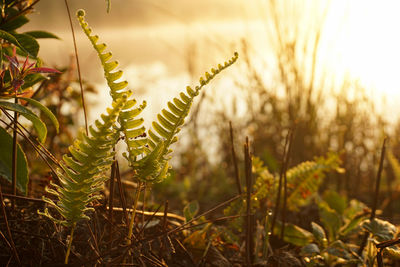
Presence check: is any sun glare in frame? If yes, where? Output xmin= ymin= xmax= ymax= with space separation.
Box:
xmin=324 ymin=0 xmax=400 ymax=97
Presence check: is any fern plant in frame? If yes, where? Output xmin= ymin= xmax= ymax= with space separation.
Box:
xmin=224 ymin=153 xmax=343 ymax=232
xmin=39 ymin=9 xmax=238 ymax=263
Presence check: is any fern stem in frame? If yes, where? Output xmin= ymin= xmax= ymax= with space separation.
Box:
xmin=127 ymin=181 xmax=142 ymax=246
xmin=64 ymin=222 xmax=76 ymax=265
xmin=64 ymin=0 xmax=89 ymax=135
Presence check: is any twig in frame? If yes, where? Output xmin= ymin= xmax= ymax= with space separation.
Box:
xmin=0 ymin=185 xmax=21 ymax=265
xmin=147 ymin=195 xmax=241 ymax=240
xmin=2 ymin=193 xmax=44 ymax=203
xmin=163 ymin=200 xmax=169 ymax=231
xmin=358 ymin=137 xmax=387 ymax=255
xmin=11 ymin=97 xmax=18 ymax=209
xmin=64 ymin=0 xmax=88 ymax=135
xmin=86 ymin=221 xmax=102 ymax=263
xmin=108 ymin=160 xmax=116 ymax=250
xmin=244 ymin=137 xmax=254 ymax=266
xmin=270 ymin=129 xmax=291 ymax=238
xmin=107 ymin=206 xmax=185 ymax=223
xmin=229 ymin=121 xmax=242 ymax=194
xmin=137 ymin=204 xmax=162 ymax=237
xmin=281 ymin=128 xmax=295 ymax=238
xmin=141 ymin=183 xmax=147 ymax=235
xmin=115 ymin=161 xmax=129 ymax=224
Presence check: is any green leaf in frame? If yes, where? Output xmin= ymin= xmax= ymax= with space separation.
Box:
xmin=0 ymin=30 xmax=26 ymax=52
xmin=0 ymin=127 xmax=28 ymax=195
xmin=13 ymin=33 xmax=39 ymax=58
xmin=301 ymin=243 xmax=320 ymax=256
xmin=326 ymin=240 xmax=354 ymax=261
xmin=18 ymin=97 xmax=59 ymax=134
xmin=311 ymin=222 xmax=327 ymax=246
xmin=24 ymin=31 xmax=60 ymax=39
xmin=183 ymin=200 xmax=199 ymax=222
xmin=0 ymin=101 xmax=47 ymax=143
xmin=323 ymin=190 xmax=347 ymax=216
xmin=274 ymin=222 xmax=314 ymax=246
xmin=319 ymin=202 xmax=341 ymax=242
xmin=0 ymin=9 xmax=29 ymax=31
xmin=361 ymin=218 xmax=397 ymax=242
xmin=339 ymin=211 xmax=368 ymax=237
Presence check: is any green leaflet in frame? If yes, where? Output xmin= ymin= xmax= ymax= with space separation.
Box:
xmin=138 ymin=53 xmax=239 ymax=182
xmin=39 ymin=96 xmax=127 ymax=226
xmin=285 ymin=153 xmax=342 ymax=211
xmin=77 ymin=10 xmax=148 ymax=171
xmin=0 ymin=127 xmax=28 ymax=195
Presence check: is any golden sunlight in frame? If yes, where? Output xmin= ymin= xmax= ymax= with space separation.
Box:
xmin=325 ymin=0 xmax=400 ymax=97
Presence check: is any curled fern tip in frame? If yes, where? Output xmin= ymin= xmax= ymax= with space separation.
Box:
xmin=77 ymin=9 xmax=85 ymax=17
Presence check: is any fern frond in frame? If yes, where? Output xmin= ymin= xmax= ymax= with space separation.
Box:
xmin=77 ymin=9 xmax=129 ymax=99
xmin=39 ymin=96 xmax=127 ymax=226
xmin=77 ymin=9 xmax=148 ymax=170
xmin=136 ymin=52 xmax=239 ymax=182
xmin=285 ymin=153 xmax=342 ymax=211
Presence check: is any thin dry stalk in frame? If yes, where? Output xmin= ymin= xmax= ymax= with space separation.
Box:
xmin=137 ymin=205 xmax=162 ymax=237
xmin=270 ymin=130 xmax=291 ymax=238
xmin=86 ymin=221 xmax=101 ymax=262
xmin=147 ymin=195 xmax=241 ymax=240
xmin=230 ymin=121 xmax=242 ymax=194
xmin=358 ymin=137 xmax=387 ymax=255
xmin=141 ymin=183 xmax=147 ymax=234
xmin=163 ymin=200 xmax=169 ymax=231
xmin=281 ymin=128 xmax=295 ymax=239
xmin=244 ymin=137 xmax=254 ymax=266
xmin=64 ymin=0 xmax=88 ymax=135
xmin=115 ymin=161 xmax=129 ymax=224
xmin=11 ymin=98 xmax=18 ymax=209
xmin=0 ymin=185 xmax=21 ymax=265
xmin=108 ymin=160 xmax=116 ymax=249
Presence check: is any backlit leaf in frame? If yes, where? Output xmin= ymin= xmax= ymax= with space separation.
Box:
xmin=0 ymin=127 xmax=28 ymax=195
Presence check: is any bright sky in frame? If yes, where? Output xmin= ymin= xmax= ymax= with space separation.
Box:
xmin=324 ymin=0 xmax=400 ymax=97
xmin=26 ymin=0 xmax=400 ymax=119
